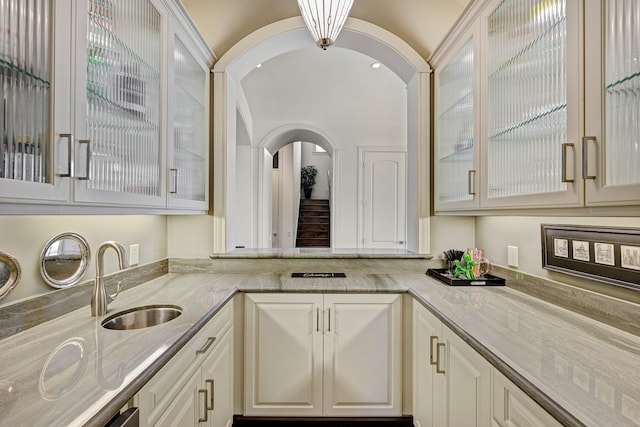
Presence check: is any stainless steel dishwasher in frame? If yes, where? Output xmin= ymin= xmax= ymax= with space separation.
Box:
xmin=105 ymin=407 xmax=139 ymax=427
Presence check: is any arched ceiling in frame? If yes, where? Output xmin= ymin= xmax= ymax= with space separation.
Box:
xmin=182 ymin=0 xmax=471 ymax=61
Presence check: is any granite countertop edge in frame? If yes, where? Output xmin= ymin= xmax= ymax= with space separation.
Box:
xmin=1 ymin=272 xmax=637 ymax=427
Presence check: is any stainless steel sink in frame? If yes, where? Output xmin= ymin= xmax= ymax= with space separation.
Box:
xmin=101 ymin=305 xmax=183 ymax=330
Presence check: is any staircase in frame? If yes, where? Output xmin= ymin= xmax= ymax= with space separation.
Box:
xmin=296 ymin=199 xmax=330 ymax=248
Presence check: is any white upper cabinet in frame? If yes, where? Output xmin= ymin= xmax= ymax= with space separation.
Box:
xmin=584 ymin=0 xmax=640 ymax=206
xmin=480 ymin=0 xmax=583 ymax=209
xmin=167 ymin=24 xmax=209 ymax=210
xmin=0 ymin=0 xmax=212 ymax=213
xmin=0 ymin=0 xmax=71 ymax=204
xmin=434 ymin=0 xmax=639 ymax=212
xmin=434 ymin=24 xmax=480 ymax=210
xmin=73 ymin=0 xmax=166 ymax=207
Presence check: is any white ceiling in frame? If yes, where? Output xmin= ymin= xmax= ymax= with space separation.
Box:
xmin=182 ymin=0 xmax=472 ymax=61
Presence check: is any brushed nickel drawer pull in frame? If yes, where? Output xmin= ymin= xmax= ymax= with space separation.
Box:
xmin=198 ymin=389 xmax=208 ymax=422
xmin=77 ymin=139 xmax=91 ymax=180
xmin=429 ymin=336 xmax=438 ymax=365
xmin=561 ymin=143 xmax=575 ymax=183
xmin=436 ymin=342 xmax=446 ymax=374
xmin=328 ymin=308 xmax=331 ymax=332
xmin=205 ymin=379 xmax=214 ymax=410
xmin=316 ymin=308 xmax=320 ymax=332
xmin=582 ymin=136 xmax=597 ymax=180
xmin=196 ymin=337 xmax=216 ymax=354
xmin=58 ymin=133 xmax=74 ymax=177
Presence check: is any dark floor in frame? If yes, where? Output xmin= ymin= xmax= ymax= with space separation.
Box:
xmin=233 ymin=416 xmax=414 ymax=427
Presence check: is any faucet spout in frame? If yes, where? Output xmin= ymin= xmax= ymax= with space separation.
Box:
xmin=91 ymin=241 xmax=128 ymax=317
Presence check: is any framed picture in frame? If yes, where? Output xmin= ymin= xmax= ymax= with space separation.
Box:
xmin=541 ymin=224 xmax=640 ymax=291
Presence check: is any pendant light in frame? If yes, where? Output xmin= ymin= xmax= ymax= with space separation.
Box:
xmin=297 ymin=0 xmax=354 ymax=50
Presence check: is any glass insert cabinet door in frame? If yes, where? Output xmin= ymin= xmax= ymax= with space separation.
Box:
xmin=74 ymin=0 xmax=164 ymax=206
xmin=435 ymin=34 xmax=478 ymax=210
xmin=0 ymin=0 xmax=71 ymax=202
xmin=481 ymin=0 xmax=582 ymax=208
xmin=585 ymin=0 xmax=640 ymax=206
xmin=168 ymin=34 xmax=208 ymax=208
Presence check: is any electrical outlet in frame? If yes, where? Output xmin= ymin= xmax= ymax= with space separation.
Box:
xmin=129 ymin=244 xmax=140 ymax=266
xmin=507 ymin=245 xmax=519 ymax=268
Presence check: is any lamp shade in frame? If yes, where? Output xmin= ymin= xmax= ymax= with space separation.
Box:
xmin=297 ymin=0 xmax=354 ymax=50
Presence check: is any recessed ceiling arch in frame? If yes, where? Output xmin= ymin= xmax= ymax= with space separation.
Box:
xmin=213 ymin=16 xmax=431 ymax=83
xmin=259 ymin=124 xmax=335 ymax=156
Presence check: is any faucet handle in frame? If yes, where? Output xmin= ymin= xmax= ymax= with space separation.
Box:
xmin=107 ymin=280 xmax=122 ymax=304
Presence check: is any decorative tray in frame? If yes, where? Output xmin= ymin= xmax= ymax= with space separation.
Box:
xmin=426 ymin=268 xmax=505 ymax=286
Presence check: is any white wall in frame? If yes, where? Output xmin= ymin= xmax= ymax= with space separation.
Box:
xmin=0 ymin=215 xmax=167 ymax=306
xmin=300 ymin=142 xmax=331 ymax=200
xmin=476 ymin=216 xmax=640 ymax=302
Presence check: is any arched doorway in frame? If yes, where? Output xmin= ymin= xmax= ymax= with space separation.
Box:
xmin=212 ymin=17 xmax=431 ymax=253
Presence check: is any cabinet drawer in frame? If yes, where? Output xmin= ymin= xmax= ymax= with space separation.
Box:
xmin=138 ymin=300 xmax=233 ymax=427
xmin=492 ymin=370 xmax=561 ymax=427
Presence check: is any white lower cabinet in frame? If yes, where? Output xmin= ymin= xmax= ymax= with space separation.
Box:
xmin=244 ymin=293 xmax=402 ymax=417
xmin=138 ymin=302 xmax=233 ymax=427
xmin=413 ymin=301 xmax=491 ymax=427
xmin=491 ymin=370 xmax=562 ymax=427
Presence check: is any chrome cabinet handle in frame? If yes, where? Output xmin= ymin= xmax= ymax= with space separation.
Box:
xmin=170 ymin=168 xmax=178 ymax=193
xmin=582 ymin=136 xmax=597 ymax=180
xmin=468 ymin=170 xmax=476 ymax=195
xmin=316 ymin=308 xmax=320 ymax=332
xmin=198 ymin=389 xmax=208 ymax=422
xmin=77 ymin=139 xmax=91 ymax=180
xmin=436 ymin=342 xmax=446 ymax=374
xmin=429 ymin=336 xmax=438 ymax=365
xmin=561 ymin=143 xmax=575 ymax=183
xmin=58 ymin=133 xmax=74 ymax=177
xmin=328 ymin=308 xmax=331 ymax=332
xmin=196 ymin=337 xmax=216 ymax=354
xmin=205 ymin=379 xmax=214 ymax=410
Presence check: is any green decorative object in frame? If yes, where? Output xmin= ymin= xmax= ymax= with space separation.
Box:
xmin=452 ymin=251 xmax=478 ymax=280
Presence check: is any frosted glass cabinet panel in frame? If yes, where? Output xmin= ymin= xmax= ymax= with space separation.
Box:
xmin=73 ymin=0 xmax=165 ymax=207
xmin=584 ymin=0 xmax=640 ymax=205
xmin=168 ymin=33 xmax=209 ymax=209
xmin=434 ymin=33 xmax=479 ymax=210
xmin=481 ymin=0 xmax=582 ymax=208
xmin=0 ymin=0 xmax=71 ymax=203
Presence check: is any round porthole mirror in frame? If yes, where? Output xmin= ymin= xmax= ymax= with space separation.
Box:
xmin=40 ymin=233 xmax=91 ymax=289
xmin=0 ymin=251 xmax=21 ymax=302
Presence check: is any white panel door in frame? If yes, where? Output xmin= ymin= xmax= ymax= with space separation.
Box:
xmin=154 ymin=369 xmax=200 ymax=427
xmin=413 ymin=303 xmax=442 ymax=427
xmin=244 ymin=293 xmax=324 ymax=416
xmin=202 ymin=328 xmax=234 ymax=427
xmin=323 ymin=294 xmax=402 ymax=416
xmin=441 ymin=327 xmax=491 ymax=427
xmin=361 ymin=150 xmax=407 ymax=249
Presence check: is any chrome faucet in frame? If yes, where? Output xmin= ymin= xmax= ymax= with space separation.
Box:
xmin=91 ymin=241 xmax=128 ymax=316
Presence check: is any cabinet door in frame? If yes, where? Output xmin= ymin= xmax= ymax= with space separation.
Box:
xmin=155 ymin=369 xmax=201 ymax=427
xmin=440 ymin=326 xmax=491 ymax=427
xmin=480 ymin=0 xmax=583 ymax=208
xmin=492 ymin=369 xmax=562 ymax=427
xmin=167 ymin=27 xmax=209 ymax=211
xmin=323 ymin=293 xmax=402 ymax=416
xmin=584 ymin=0 xmax=640 ymax=206
xmin=0 ymin=0 xmax=71 ymax=204
xmin=412 ymin=303 xmax=442 ymax=427
xmin=434 ymin=27 xmax=480 ymax=211
xmin=72 ymin=0 xmax=166 ymax=207
xmin=201 ymin=328 xmax=234 ymax=427
xmin=244 ymin=293 xmax=323 ymax=416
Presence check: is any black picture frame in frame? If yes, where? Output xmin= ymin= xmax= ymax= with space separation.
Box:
xmin=541 ymin=224 xmax=640 ymax=292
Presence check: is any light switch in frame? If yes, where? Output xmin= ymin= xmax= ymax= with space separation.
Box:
xmin=508 ymin=245 xmax=518 ymax=268
xmin=129 ymin=244 xmax=140 ymax=266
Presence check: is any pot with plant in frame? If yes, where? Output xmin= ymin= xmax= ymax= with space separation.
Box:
xmin=301 ymin=165 xmax=318 ymax=199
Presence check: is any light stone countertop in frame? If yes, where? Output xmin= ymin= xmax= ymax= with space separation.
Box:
xmin=0 ymin=271 xmax=638 ymax=427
